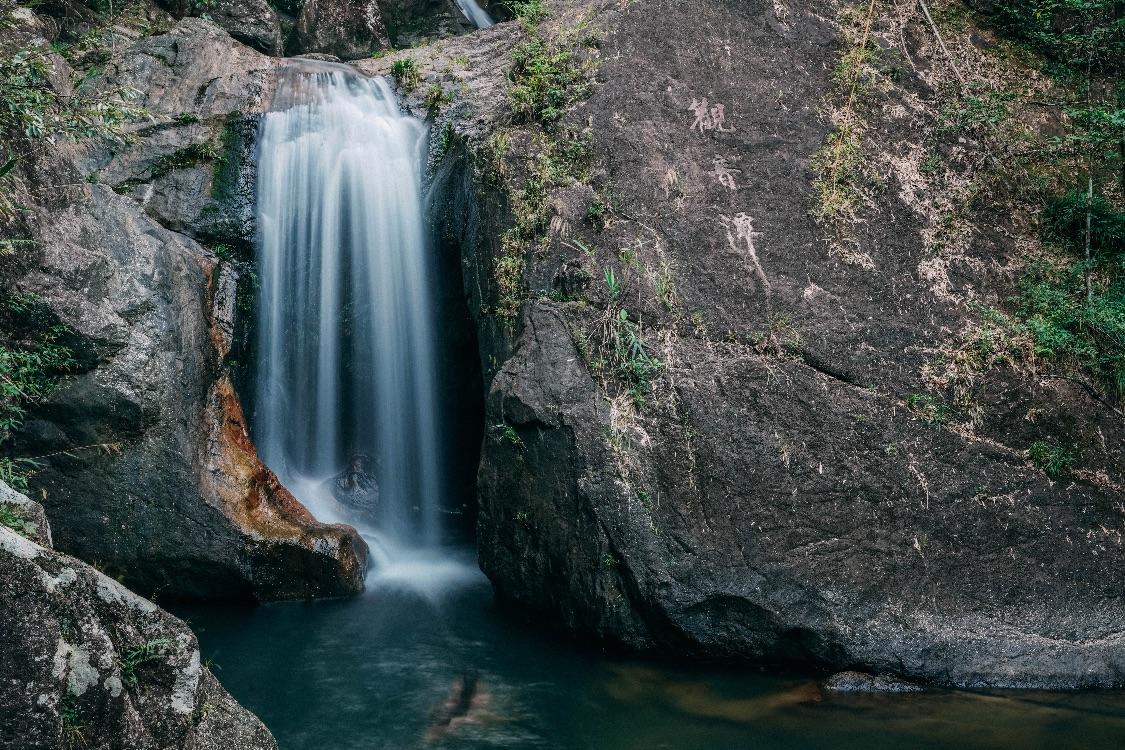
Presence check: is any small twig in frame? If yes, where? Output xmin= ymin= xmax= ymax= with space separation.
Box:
xmin=918 ymin=0 xmax=965 ymax=91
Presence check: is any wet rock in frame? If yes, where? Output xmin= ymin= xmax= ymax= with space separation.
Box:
xmin=294 ymin=0 xmax=389 ymax=60
xmin=823 ymin=671 xmax=924 ymax=694
xmin=6 ymin=19 xmax=367 ymax=601
xmin=0 ymin=489 xmax=276 ymax=750
xmin=333 ymin=454 xmax=381 ymax=515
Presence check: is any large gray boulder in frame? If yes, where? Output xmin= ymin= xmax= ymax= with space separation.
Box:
xmin=418 ymin=0 xmax=1125 ymax=688
xmin=0 ymin=488 xmax=276 ymax=750
xmin=154 ymin=0 xmax=285 ymax=54
xmin=295 ymin=0 xmax=389 ymax=59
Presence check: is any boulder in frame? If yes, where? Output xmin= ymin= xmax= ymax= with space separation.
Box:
xmin=294 ymin=0 xmax=389 ymax=59
xmin=154 ymin=0 xmax=285 ymax=55
xmin=0 ymin=488 xmax=277 ymax=750
xmin=0 ymin=480 xmax=52 ymax=547
xmin=422 ymin=0 xmax=1125 ymax=688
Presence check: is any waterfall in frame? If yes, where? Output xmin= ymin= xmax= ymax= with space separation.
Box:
xmin=454 ymin=0 xmax=493 ymax=28
xmin=253 ymin=64 xmax=445 ymax=555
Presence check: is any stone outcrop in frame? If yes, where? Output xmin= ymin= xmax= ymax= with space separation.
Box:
xmin=0 ymin=487 xmax=277 ymax=750
xmin=6 ymin=18 xmax=367 ymax=601
xmin=154 ymin=0 xmax=285 ymax=55
xmin=295 ymin=0 xmax=388 ymax=59
xmin=409 ymin=0 xmax=1125 ymax=688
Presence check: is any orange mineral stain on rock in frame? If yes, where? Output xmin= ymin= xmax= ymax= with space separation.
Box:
xmin=200 ymin=374 xmax=369 ymax=599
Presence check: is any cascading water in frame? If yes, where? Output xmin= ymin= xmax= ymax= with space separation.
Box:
xmin=253 ymin=64 xmax=472 ymax=588
xmin=454 ymin=0 xmax=493 ymax=28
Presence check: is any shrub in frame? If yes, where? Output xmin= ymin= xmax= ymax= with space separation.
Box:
xmin=389 ymin=58 xmax=420 ymax=91
xmin=508 ymin=36 xmax=590 ymax=127
xmin=1042 ymin=190 xmax=1125 ymax=261
xmin=1018 ymin=261 xmax=1125 ymax=396
xmin=1028 ymin=439 xmax=1078 ymax=477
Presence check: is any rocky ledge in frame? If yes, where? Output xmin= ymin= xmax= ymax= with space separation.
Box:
xmin=0 ymin=484 xmax=277 ymax=750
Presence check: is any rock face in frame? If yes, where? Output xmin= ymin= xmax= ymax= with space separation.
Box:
xmin=413 ymin=0 xmax=1125 ymax=688
xmin=7 ymin=18 xmax=368 ymax=601
xmin=155 ymin=0 xmax=285 ymax=54
xmin=0 ymin=488 xmax=277 ymax=750
xmin=295 ymin=0 xmax=389 ymax=59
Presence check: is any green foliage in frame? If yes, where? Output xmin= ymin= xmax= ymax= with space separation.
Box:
xmin=506 ymin=0 xmax=548 ymax=24
xmin=423 ymin=84 xmax=454 ymax=117
xmin=1017 ymin=261 xmax=1125 ymax=395
xmin=603 ymin=267 xmax=620 ymax=300
xmin=120 ymin=639 xmax=173 ymax=688
xmin=1028 ymin=439 xmax=1079 ymax=477
xmin=938 ymin=87 xmax=1017 ymax=133
xmin=0 ymin=504 xmax=36 ymax=538
xmin=61 ymin=692 xmax=86 ymax=750
xmin=0 ymin=4 xmax=146 ymax=217
xmin=149 ymin=142 xmax=222 ymax=180
xmin=0 ymin=293 xmax=76 ymax=492
xmin=907 ymin=393 xmax=951 ymax=425
xmin=488 ymin=422 xmax=525 ymax=450
xmin=1043 ymin=189 xmax=1125 ymax=259
xmin=508 ymin=36 xmax=590 ymax=127
xmin=389 ymin=58 xmax=421 ymax=91
xmin=989 ymin=0 xmax=1124 ymax=75
xmin=611 ymin=309 xmax=664 ymax=408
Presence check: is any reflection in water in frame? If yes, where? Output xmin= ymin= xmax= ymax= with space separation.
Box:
xmin=174 ymin=571 xmax=1125 ymax=750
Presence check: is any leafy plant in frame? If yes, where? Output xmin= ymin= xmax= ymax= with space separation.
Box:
xmin=389 ymin=58 xmax=421 ymax=91
xmin=508 ymin=35 xmax=590 ymax=127
xmin=148 ymin=142 xmax=222 ymax=180
xmin=906 ymin=393 xmax=950 ymax=425
xmin=488 ymin=422 xmax=524 ymax=450
xmin=1043 ymin=190 xmax=1125 ymax=260
xmin=0 ymin=9 xmax=146 ymax=217
xmin=611 ymin=309 xmax=664 ymax=408
xmin=1018 ymin=260 xmax=1125 ymax=396
xmin=423 ymin=84 xmax=454 ymax=117
xmin=0 ymin=293 xmax=77 ymax=492
xmin=1028 ymin=439 xmax=1078 ymax=477
xmin=506 ymin=0 xmax=548 ymax=24
xmin=0 ymin=504 xmax=36 ymax=538
xmin=120 ymin=639 xmax=173 ymax=688
xmin=603 ymin=267 xmax=620 ymax=300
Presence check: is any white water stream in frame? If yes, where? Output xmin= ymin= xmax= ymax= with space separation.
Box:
xmin=454 ymin=0 xmax=494 ymax=28
xmin=254 ymin=64 xmax=477 ymax=595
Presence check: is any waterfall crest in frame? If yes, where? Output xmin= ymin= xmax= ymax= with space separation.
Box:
xmin=253 ymin=64 xmax=445 ymax=553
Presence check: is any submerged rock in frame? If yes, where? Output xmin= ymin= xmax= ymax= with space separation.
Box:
xmin=822 ymin=671 xmax=924 ymax=694
xmin=333 ymin=454 xmax=381 ymax=515
xmin=0 ymin=488 xmax=276 ymax=750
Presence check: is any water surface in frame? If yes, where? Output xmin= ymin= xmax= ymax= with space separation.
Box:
xmin=175 ymin=565 xmax=1125 ymax=750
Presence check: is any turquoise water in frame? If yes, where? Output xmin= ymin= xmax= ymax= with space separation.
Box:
xmin=173 ymin=560 xmax=1125 ymax=750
